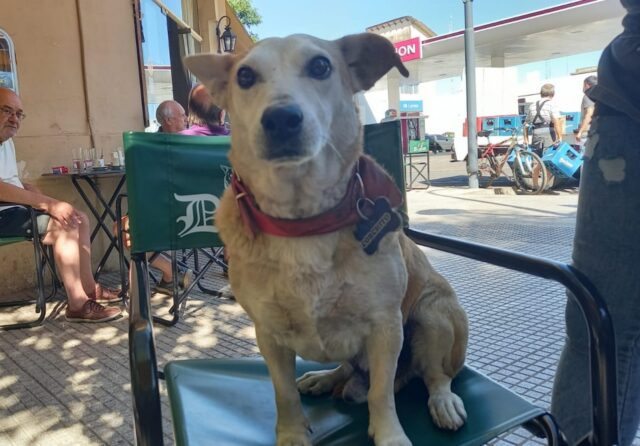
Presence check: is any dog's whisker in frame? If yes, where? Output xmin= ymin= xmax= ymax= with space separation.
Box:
xmin=326 ymin=138 xmax=346 ymax=165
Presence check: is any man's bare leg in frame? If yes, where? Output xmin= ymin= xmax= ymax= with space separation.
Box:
xmin=42 ymin=217 xmax=90 ymax=310
xmin=150 ymin=254 xmax=173 ymax=282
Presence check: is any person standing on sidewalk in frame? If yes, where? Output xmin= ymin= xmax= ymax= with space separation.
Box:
xmin=0 ymin=87 xmax=122 ymax=322
xmin=552 ymin=1 xmax=640 ymax=444
xmin=523 ymin=83 xmax=563 ymax=155
xmin=574 ymin=75 xmax=598 ymax=147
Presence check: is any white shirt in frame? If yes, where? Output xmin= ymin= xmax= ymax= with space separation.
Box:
xmin=525 ymin=99 xmax=561 ymax=125
xmin=0 ymin=138 xmax=24 ymax=211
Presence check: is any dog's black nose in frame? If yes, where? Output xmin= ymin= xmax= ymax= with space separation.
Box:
xmin=261 ymin=104 xmax=303 ymax=142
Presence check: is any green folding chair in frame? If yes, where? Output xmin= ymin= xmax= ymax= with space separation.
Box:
xmin=127 ymin=124 xmax=617 ymax=446
xmin=0 ymin=205 xmax=59 ymax=330
xmin=123 ymin=132 xmax=230 ymax=326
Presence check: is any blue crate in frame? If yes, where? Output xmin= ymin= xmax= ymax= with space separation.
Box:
xmin=498 ymin=115 xmax=522 ymax=137
xmin=482 ymin=117 xmax=498 ymax=132
xmin=561 ymin=111 xmax=581 ymax=135
xmin=542 ymin=142 xmax=583 ymax=178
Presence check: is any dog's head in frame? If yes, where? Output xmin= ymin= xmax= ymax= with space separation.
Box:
xmin=184 ymin=33 xmax=408 ymax=177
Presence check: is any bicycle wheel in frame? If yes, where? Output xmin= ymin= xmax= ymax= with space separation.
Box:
xmin=512 ymin=150 xmax=547 ymax=194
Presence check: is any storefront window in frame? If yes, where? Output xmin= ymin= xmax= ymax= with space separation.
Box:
xmin=140 ymin=0 xmax=200 ymax=128
xmin=0 ymin=29 xmax=19 ymax=92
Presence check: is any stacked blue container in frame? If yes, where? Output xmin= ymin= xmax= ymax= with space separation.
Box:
xmin=541 ymin=142 xmax=583 ymax=178
xmin=498 ymin=115 xmax=522 ymax=137
xmin=482 ymin=117 xmax=498 ymax=133
xmin=561 ymin=111 xmax=581 ymax=134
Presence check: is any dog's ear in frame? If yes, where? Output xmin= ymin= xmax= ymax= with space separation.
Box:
xmin=338 ymin=33 xmax=409 ymax=93
xmin=183 ymin=53 xmax=236 ymax=109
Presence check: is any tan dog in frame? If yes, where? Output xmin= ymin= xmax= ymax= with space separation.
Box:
xmin=185 ymin=33 xmax=468 ymax=446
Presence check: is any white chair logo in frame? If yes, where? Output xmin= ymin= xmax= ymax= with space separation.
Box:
xmin=174 ymin=193 xmax=220 ymax=237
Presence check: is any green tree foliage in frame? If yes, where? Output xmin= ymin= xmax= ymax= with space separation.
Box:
xmin=227 ymin=0 xmax=262 ymax=41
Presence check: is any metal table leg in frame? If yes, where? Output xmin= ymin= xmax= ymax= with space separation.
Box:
xmin=71 ymin=173 xmax=127 ymax=279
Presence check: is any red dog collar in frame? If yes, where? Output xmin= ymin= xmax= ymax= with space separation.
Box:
xmin=231 ymin=156 xmax=403 ymax=238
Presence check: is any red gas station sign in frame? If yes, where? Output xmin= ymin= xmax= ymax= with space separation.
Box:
xmin=394 ymin=37 xmax=422 ymax=62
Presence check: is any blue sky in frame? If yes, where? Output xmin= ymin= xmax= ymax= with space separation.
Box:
xmin=249 ymin=0 xmax=576 ymax=40
xmin=141 ymin=0 xmax=601 ymax=87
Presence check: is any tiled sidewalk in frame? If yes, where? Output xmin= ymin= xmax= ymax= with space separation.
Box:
xmin=0 ymin=185 xmax=637 ymax=445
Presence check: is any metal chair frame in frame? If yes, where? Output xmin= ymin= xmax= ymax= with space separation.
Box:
xmin=129 ymin=226 xmax=618 ymax=445
xmin=0 ymin=205 xmax=60 ymax=330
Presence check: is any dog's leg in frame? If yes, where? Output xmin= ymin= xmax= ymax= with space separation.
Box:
xmin=366 ymin=313 xmax=412 ymax=446
xmin=256 ymin=330 xmax=311 ymax=446
xmin=411 ymin=301 xmax=468 ymax=431
xmin=297 ymin=362 xmax=353 ymax=396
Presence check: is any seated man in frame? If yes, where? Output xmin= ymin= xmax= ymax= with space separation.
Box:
xmin=136 ymin=99 xmax=193 ymax=293
xmin=0 ymin=87 xmax=121 ymax=322
xmin=155 ymin=100 xmax=187 ymax=134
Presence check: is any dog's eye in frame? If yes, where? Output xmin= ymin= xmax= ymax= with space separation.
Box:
xmin=237 ymin=66 xmax=256 ymax=89
xmin=307 ymin=56 xmax=332 ymax=80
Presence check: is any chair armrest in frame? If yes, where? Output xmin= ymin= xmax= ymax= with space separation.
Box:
xmin=404 ymin=227 xmax=618 ymax=446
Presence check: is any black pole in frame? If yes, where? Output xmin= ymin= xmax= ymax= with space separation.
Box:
xmin=463 ymin=0 xmax=479 ymax=188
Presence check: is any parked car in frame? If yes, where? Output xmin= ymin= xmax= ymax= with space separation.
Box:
xmin=426 ymin=134 xmax=455 ymax=153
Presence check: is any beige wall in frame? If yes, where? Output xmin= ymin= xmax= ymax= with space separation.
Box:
xmin=1 ymin=0 xmax=144 ymax=291
xmin=199 ymin=0 xmax=254 ymax=56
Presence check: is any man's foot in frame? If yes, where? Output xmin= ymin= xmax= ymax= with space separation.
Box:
xmin=65 ymin=300 xmax=122 ymax=323
xmin=88 ymin=283 xmax=122 ymax=304
xmin=154 ymin=268 xmax=194 ymax=295
xmin=217 ymin=284 xmax=235 ymax=300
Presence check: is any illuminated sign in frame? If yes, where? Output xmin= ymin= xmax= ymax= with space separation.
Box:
xmin=400 ymin=100 xmax=423 ymax=112
xmin=394 ymin=37 xmax=422 ymax=62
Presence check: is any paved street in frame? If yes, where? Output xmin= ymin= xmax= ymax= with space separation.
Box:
xmin=0 ymin=153 xmax=636 ymax=445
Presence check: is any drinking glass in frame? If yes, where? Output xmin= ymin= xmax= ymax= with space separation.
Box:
xmin=83 ymin=148 xmax=95 ymax=170
xmin=71 ymin=148 xmax=82 ymax=172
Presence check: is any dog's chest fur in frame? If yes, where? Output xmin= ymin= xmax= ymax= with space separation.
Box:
xmin=216 ymin=189 xmax=408 ymax=362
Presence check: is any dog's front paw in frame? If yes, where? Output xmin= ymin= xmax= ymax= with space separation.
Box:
xmin=428 ymin=392 xmax=467 ymax=430
xmin=368 ymin=427 xmax=412 ymax=446
xmin=297 ymin=369 xmax=340 ymax=396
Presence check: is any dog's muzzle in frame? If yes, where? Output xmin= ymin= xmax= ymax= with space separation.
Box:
xmin=261 ymin=104 xmax=305 ymax=160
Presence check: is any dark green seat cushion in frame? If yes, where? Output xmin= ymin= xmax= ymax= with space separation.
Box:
xmin=0 ymin=237 xmax=28 ymax=247
xmin=164 ymin=358 xmax=544 ymax=446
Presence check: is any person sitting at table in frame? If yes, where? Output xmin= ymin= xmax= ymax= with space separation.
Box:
xmin=179 ymin=84 xmax=233 ymax=299
xmin=179 ymin=84 xmax=230 ymax=137
xmin=118 ymin=98 xmax=193 ymax=295
xmin=155 ymin=100 xmax=187 ymax=134
xmin=0 ymin=87 xmax=122 ymax=323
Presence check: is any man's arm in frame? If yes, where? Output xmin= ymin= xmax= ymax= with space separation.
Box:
xmin=575 ymin=106 xmax=594 ymax=142
xmin=23 ymin=182 xmax=43 ymax=194
xmin=0 ymin=180 xmax=54 ymax=209
xmin=552 ymin=116 xmax=563 ymax=145
xmin=0 ymin=181 xmax=81 ymax=228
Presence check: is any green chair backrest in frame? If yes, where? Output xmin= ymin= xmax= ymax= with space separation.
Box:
xmin=408 ymin=139 xmax=429 ymax=154
xmin=363 ymin=120 xmax=407 ymax=215
xmin=123 ymin=132 xmax=231 ymax=254
xmin=123 ymin=123 xmax=405 ymax=254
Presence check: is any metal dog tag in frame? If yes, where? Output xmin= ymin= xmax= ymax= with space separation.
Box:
xmin=354 ymin=197 xmax=401 ymax=255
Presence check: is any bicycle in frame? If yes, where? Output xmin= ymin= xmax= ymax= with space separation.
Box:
xmin=477 ymin=128 xmax=549 ymax=194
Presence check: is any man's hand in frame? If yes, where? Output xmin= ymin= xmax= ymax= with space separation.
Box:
xmin=46 ymin=200 xmax=82 ymax=229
